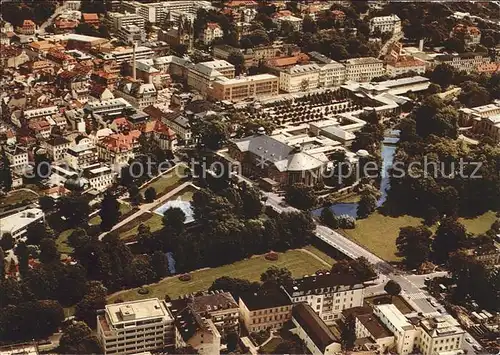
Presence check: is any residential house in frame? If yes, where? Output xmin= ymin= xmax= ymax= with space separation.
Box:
xmin=141 ymin=119 xmax=177 ymax=151
xmin=201 ymin=23 xmax=223 ymax=45
xmin=114 ymin=81 xmax=158 ymax=109
xmin=97 ymin=129 xmax=141 ymax=166
xmin=369 ymin=15 xmax=401 ymax=34
xmin=5 ymin=145 xmax=29 ymax=175
xmin=17 ymin=20 xmax=36 ymax=35
xmin=451 ymin=24 xmax=481 ymax=47
xmin=344 ymin=57 xmax=385 ymax=82
xmin=43 ymin=135 xmax=72 ymax=161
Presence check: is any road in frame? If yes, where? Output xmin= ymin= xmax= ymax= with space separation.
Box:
xmin=263 ymin=191 xmax=482 ymax=354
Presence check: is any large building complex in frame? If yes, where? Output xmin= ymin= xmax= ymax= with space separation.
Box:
xmin=210 ymin=74 xmax=279 ymax=101
xmin=344 ymin=57 xmax=385 ymax=82
xmin=369 ymin=15 xmax=401 ymax=34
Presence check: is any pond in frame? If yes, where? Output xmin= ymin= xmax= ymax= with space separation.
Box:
xmin=313 ymin=132 xmax=399 ymax=219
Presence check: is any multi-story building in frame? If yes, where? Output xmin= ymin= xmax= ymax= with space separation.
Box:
xmin=43 ymin=136 xmax=72 ymax=161
xmin=434 ymin=53 xmax=490 ymax=73
xmin=82 ymin=164 xmax=116 ymax=191
xmin=459 ymin=103 xmax=500 ymax=143
xmin=22 ymin=106 xmax=59 ymax=125
xmin=369 ymin=15 xmax=401 ymax=34
xmin=82 ymin=13 xmax=100 ymax=27
xmin=97 ymin=129 xmax=141 ymax=166
xmin=5 ymin=145 xmax=29 ymax=175
xmin=168 ymin=291 xmax=239 ymax=338
xmin=344 ymin=57 xmax=385 ymax=82
xmin=110 ymin=46 xmax=154 ymax=63
xmin=282 ymin=272 xmax=365 ymax=324
xmin=451 ymin=24 xmax=481 ymax=47
xmin=473 ymin=114 xmax=500 ymax=143
xmin=292 ymin=303 xmax=342 ymax=355
xmin=273 ymin=11 xmax=303 ymax=31
xmin=319 ymin=62 xmax=346 ymax=88
xmin=416 ymin=316 xmax=465 ymax=355
xmin=66 ymin=142 xmax=99 ymax=170
xmin=239 ymin=287 xmax=293 ymax=333
xmin=187 ymin=60 xmax=235 ymax=95
xmin=385 ymin=56 xmax=427 ymax=77
xmin=0 ymin=208 xmax=45 ymax=241
xmin=210 ymin=74 xmax=279 ymax=101
xmin=163 ymin=113 xmax=192 ymax=144
xmin=279 ymin=64 xmax=321 ymax=93
xmin=140 ymin=119 xmax=177 ymax=151
xmin=106 ymin=12 xmax=145 ymax=31
xmin=374 ymin=304 xmax=418 ymax=355
xmin=117 ymin=24 xmax=145 ymax=43
xmin=0 ymin=20 xmax=14 ymax=45
xmin=97 ymin=298 xmax=175 ymax=355
xmin=201 ymin=23 xmax=223 ymax=45
xmin=16 ymin=20 xmax=36 ymax=35
xmin=83 ymin=98 xmax=133 ymax=118
xmin=122 ymin=1 xmax=212 ymax=24
xmin=114 ymin=81 xmax=157 ymax=109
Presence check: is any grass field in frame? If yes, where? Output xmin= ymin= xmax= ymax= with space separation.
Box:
xmin=0 ymin=189 xmax=38 ymax=209
xmin=89 ymin=203 xmax=133 ymax=226
xmin=459 ymin=211 xmax=497 ymax=235
xmin=139 ymin=168 xmax=184 ymax=197
xmin=116 ymin=212 xmax=163 ymax=241
xmin=107 ymin=250 xmax=327 ymax=302
xmin=303 ymin=245 xmax=337 ymax=266
xmin=55 ymin=229 xmax=75 ymax=254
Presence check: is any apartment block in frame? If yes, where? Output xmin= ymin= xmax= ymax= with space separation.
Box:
xmin=369 ymin=15 xmax=401 ymax=34
xmin=187 ymin=60 xmax=235 ymax=95
xmin=434 ymin=53 xmax=490 ymax=73
xmin=318 ymin=62 xmax=346 ymax=88
xmin=239 ymin=287 xmax=293 ymax=333
xmin=344 ymin=57 xmax=385 ymax=82
xmin=282 ymin=272 xmax=365 ymax=324
xmin=5 ymin=145 xmax=29 ymax=175
xmin=97 ymin=298 xmax=175 ymax=355
xmin=82 ymin=164 xmax=116 ymax=191
xmin=374 ymin=304 xmax=418 ymax=355
xmin=416 ymin=316 xmax=465 ymax=355
xmin=210 ymin=74 xmax=279 ymax=101
xmin=279 ymin=64 xmax=321 ymax=93
xmin=106 ymin=12 xmax=145 ymax=31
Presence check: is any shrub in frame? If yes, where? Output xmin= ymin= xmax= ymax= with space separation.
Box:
xmin=265 ymin=252 xmax=279 ymax=261
xmin=137 ymin=287 xmax=149 ymax=295
xmin=337 ymin=215 xmax=356 ymax=229
xmin=178 ymin=273 xmax=192 ymax=282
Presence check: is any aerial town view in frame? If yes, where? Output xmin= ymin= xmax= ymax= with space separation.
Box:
xmin=0 ymin=0 xmax=499 ymax=354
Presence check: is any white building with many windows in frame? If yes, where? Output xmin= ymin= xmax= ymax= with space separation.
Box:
xmin=279 ymin=64 xmax=321 ymax=93
xmin=106 ymin=12 xmax=145 ymax=31
xmin=369 ymin=15 xmax=401 ymax=34
xmin=319 ymin=62 xmax=346 ymax=88
xmin=282 ymin=272 xmax=365 ymax=325
xmin=416 ymin=316 xmax=465 ymax=355
xmin=97 ymin=298 xmax=175 ymax=355
xmin=0 ymin=208 xmax=45 ymax=241
xmin=82 ymin=164 xmax=116 ymax=191
xmin=374 ymin=304 xmax=418 ymax=355
xmin=5 ymin=145 xmax=29 ymax=175
xmin=344 ymin=57 xmax=385 ymax=82
xmin=201 ymin=23 xmax=223 ymax=45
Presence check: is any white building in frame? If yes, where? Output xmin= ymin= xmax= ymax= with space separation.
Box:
xmin=369 ymin=15 xmax=401 ymax=34
xmin=273 ymin=14 xmax=303 ymax=31
xmin=344 ymin=57 xmax=385 ymax=82
xmin=97 ymin=298 xmax=175 ymax=355
xmin=122 ymin=1 xmax=213 ymax=24
xmin=279 ymin=64 xmax=321 ymax=93
xmin=65 ymin=142 xmax=98 ymax=170
xmin=43 ymin=136 xmax=72 ymax=162
xmin=82 ymin=164 xmax=116 ymax=191
xmin=374 ymin=304 xmax=418 ymax=355
xmin=107 ymin=12 xmax=145 ymax=31
xmin=0 ymin=208 xmax=45 ymax=241
xmin=434 ymin=53 xmax=490 ymax=73
xmin=84 ymin=98 xmax=133 ymax=117
xmin=187 ymin=60 xmax=235 ymax=95
xmin=416 ymin=316 xmax=465 ymax=355
xmin=114 ymin=82 xmax=157 ymax=109
xmin=5 ymin=145 xmax=29 ymax=175
xmin=111 ymin=46 xmax=154 ymax=63
xmin=117 ymin=24 xmax=146 ymax=43
xmin=201 ymin=23 xmax=223 ymax=45
xmin=385 ymin=57 xmax=427 ymax=77
xmin=319 ymin=62 xmax=346 ymax=88
xmin=282 ymin=272 xmax=365 ymax=325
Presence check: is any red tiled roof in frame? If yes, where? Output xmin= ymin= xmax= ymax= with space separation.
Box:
xmin=206 ymin=22 xmax=221 ymax=30
xmin=142 ymin=119 xmax=176 ymax=139
xmin=224 ymin=0 xmax=258 ymax=8
xmin=101 ymin=129 xmax=141 ymax=152
xmin=82 ymin=13 xmax=99 ymax=21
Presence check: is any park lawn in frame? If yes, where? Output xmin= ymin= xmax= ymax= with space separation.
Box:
xmin=139 ymin=166 xmax=186 ymax=197
xmin=341 ymin=212 xmax=424 ymax=262
xmin=55 ymin=229 xmax=75 ymax=254
xmin=459 ymin=211 xmax=497 ymax=236
xmin=0 ymin=189 xmax=38 ymax=208
xmin=107 ymin=250 xmax=326 ymax=302
xmin=89 ymin=203 xmax=133 ymax=226
xmin=303 ymin=245 xmax=336 ymax=266
xmin=118 ymin=213 xmax=163 ymax=241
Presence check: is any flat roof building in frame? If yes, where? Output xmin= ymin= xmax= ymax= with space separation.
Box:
xmin=210 ymin=74 xmax=279 ymax=102
xmin=0 ymin=208 xmax=45 ymax=241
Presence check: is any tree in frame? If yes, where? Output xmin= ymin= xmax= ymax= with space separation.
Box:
xmin=144 ymin=187 xmax=156 ymax=203
xmin=26 ymin=222 xmax=53 ymax=246
xmin=128 ymin=184 xmax=142 ymax=205
xmin=209 ymin=276 xmax=260 ymax=301
xmin=227 ymin=51 xmax=245 ymax=76
xmin=302 ymin=14 xmax=317 ymax=33
xmin=151 ymin=251 xmax=170 ymax=279
xmin=0 ymin=148 xmax=12 ymax=192
xmin=162 ymin=207 xmax=186 ymax=233
xmin=38 ymin=196 xmax=55 ymax=213
xmin=430 ymin=64 xmax=455 ymax=89
xmin=226 ymin=331 xmax=239 ymax=352
xmin=284 ymin=183 xmax=317 ymax=210
xmin=340 ymin=313 xmax=356 ymax=350
xmin=0 ymin=247 xmax=4 ymax=279
xmin=175 ymin=346 xmax=200 ymax=354
xmin=99 ymin=192 xmax=121 ymax=231
xmin=432 ymin=218 xmax=467 ymax=263
xmin=384 ymin=280 xmax=402 ymax=299
xmin=58 ymin=194 xmax=90 ymax=226
xmin=124 ymin=256 xmax=156 ymax=287
xmin=0 ymin=232 xmax=13 ymax=250
xmin=75 ymin=281 xmax=107 ymax=328
xmin=240 ymin=187 xmax=262 ymax=218
xmin=260 ymin=266 xmax=292 ymax=286
xmin=458 ymin=81 xmax=490 ymax=108
xmin=98 ymin=24 xmax=110 ymax=39
xmin=357 ymin=190 xmax=378 ymax=218
xmin=396 ymin=226 xmax=432 ymax=269
xmin=67 ymin=228 xmax=91 ymax=250
xmin=320 ymin=207 xmax=339 ymax=228
xmin=60 ymin=321 xmax=102 ymax=354
xmin=39 ymin=238 xmax=60 ymax=264
xmin=14 ymin=241 xmax=29 ymax=275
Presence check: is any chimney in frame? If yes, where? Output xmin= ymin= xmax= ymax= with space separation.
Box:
xmin=132 ymin=42 xmax=137 ymax=80
xmin=419 ymin=39 xmax=424 ymax=52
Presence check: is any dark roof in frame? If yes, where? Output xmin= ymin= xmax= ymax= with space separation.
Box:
xmin=357 ymin=313 xmax=393 ymax=339
xmin=45 ymin=135 xmax=71 ymax=146
xmin=342 ymin=306 xmax=373 ymax=318
xmin=240 ymin=286 xmax=292 ymax=311
xmin=169 ymin=292 xmax=238 ymax=316
xmin=231 ymin=134 xmax=293 ymax=164
xmin=283 ymin=272 xmax=363 ymax=296
xmin=292 ymin=303 xmax=339 ymax=352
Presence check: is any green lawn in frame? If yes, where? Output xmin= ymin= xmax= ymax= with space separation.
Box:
xmin=107 ymin=250 xmax=326 ymax=302
xmin=459 ymin=211 xmax=497 ymax=235
xmin=341 ymin=212 xmax=423 ymax=262
xmin=303 ymin=245 xmax=336 ymax=266
xmin=117 ymin=212 xmax=163 ymax=241
xmin=139 ymin=168 xmax=184 ymax=197
xmin=55 ymin=229 xmax=75 ymax=255
xmin=89 ymin=203 xmax=132 ymax=226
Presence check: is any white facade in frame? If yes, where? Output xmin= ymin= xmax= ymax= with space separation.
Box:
xmin=83 ymin=164 xmax=116 ymax=191
xmin=117 ymin=24 xmax=146 ymax=43
xmin=385 ymin=60 xmax=426 ymax=77
xmin=344 ymin=57 xmax=385 ymax=82
xmin=5 ymin=146 xmax=29 ymax=175
xmin=416 ymin=316 xmax=465 ymax=355
xmin=123 ymin=1 xmax=213 ymax=24
xmin=274 ymin=15 xmax=303 ymax=31
xmin=97 ymin=298 xmax=175 ymax=355
xmin=434 ymin=53 xmax=490 ymax=73
xmin=201 ymin=24 xmax=223 ymax=45
xmin=111 ymin=46 xmax=154 ymax=63
xmin=319 ymin=62 xmax=346 ymax=88
xmin=369 ymin=15 xmax=401 ymax=34
xmin=114 ymin=83 xmax=157 ymax=109
xmin=65 ymin=143 xmax=98 ymax=170
xmin=279 ymin=64 xmax=321 ymax=93
xmin=0 ymin=208 xmax=45 ymax=241
xmin=107 ymin=12 xmax=145 ymax=31
xmin=374 ymin=304 xmax=418 ymax=355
